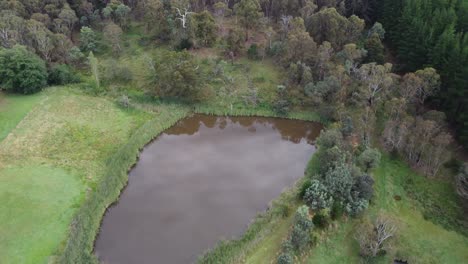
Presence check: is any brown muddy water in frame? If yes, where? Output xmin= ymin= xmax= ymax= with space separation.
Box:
xmin=94 ymin=115 xmax=322 ymax=264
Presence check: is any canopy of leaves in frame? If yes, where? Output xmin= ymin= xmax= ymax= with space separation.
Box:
xmin=0 ymin=45 xmax=47 ymax=94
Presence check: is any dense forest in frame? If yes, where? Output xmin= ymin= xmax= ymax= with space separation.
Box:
xmin=0 ymin=0 xmax=467 ymax=263
xmin=378 ymin=0 xmax=468 ymax=148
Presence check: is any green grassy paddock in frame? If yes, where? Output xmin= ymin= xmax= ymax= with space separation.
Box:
xmin=0 ymin=87 xmax=162 ymax=263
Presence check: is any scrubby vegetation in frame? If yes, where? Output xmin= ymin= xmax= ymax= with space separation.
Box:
xmin=0 ymin=0 xmax=467 ymax=263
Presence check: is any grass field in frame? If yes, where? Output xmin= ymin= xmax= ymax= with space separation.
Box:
xmin=0 ymin=87 xmax=154 ymax=263
xmin=0 ymin=92 xmax=43 ymax=142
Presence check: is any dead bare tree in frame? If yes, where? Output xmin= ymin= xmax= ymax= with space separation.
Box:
xmin=356 ymin=213 xmax=397 ymax=258
xmin=175 ymin=7 xmax=194 ymax=28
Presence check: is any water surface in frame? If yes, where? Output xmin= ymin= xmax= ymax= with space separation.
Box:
xmin=95 ymin=115 xmax=322 ymax=264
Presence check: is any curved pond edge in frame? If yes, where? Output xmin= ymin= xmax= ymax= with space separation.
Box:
xmin=57 ymin=104 xmax=321 ymax=264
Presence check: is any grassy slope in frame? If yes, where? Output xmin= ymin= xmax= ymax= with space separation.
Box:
xmin=306 ymin=155 xmax=468 ymax=264
xmin=222 ymin=153 xmax=468 ymax=264
xmin=0 ymin=87 xmax=153 ymax=263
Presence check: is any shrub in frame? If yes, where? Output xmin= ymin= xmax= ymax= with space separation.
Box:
xmin=267 ymin=41 xmax=285 ymax=57
xmin=48 ymin=64 xmax=79 ymax=85
xmin=304 ymin=180 xmax=333 ymax=210
xmin=102 ymin=60 xmax=133 ymax=83
xmin=277 ymin=252 xmax=294 ymax=264
xmin=118 ymin=95 xmax=130 ymax=108
xmin=68 ymin=46 xmax=85 ymax=66
xmin=79 ymin=26 xmax=98 ymax=52
xmin=299 ymin=179 xmax=312 ymax=199
xmin=0 ymin=45 xmax=48 ymax=94
xmin=358 ymin=148 xmax=382 ymax=172
xmin=352 ymin=175 xmax=375 ymax=200
xmin=330 ymin=201 xmax=344 ymax=220
xmin=313 ymin=210 xmax=331 ymax=228
xmin=341 ymin=116 xmax=354 ymax=137
xmin=281 ymin=239 xmax=294 ymax=252
xmin=316 ymin=146 xmax=346 ymax=175
xmin=346 ymin=198 xmax=369 ymax=217
xmin=145 ymin=50 xmax=203 ymax=101
xmin=290 ymin=205 xmax=314 ymax=251
xmin=290 ymin=225 xmax=310 ymax=251
xmin=176 ymin=38 xmax=193 ymax=51
xmin=323 ymin=162 xmax=354 ymax=203
xmin=247 ymin=44 xmax=259 ymax=60
xmin=274 ymin=99 xmax=290 ymax=116
xmin=316 ymin=129 xmax=344 ymax=149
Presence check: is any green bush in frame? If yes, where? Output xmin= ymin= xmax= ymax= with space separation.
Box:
xmin=0 ymin=45 xmax=48 ymax=94
xmin=48 ymin=64 xmax=79 ymax=85
xmin=247 ymin=44 xmax=260 ymax=60
xmin=274 ymin=99 xmax=290 ymax=116
xmin=299 ymin=179 xmax=312 ymax=199
xmin=358 ymin=148 xmax=382 ymax=172
xmin=290 ymin=205 xmax=313 ymax=251
xmin=352 ymin=175 xmax=375 ymax=200
xmin=330 ymin=201 xmax=344 ymax=220
xmin=304 ymin=180 xmax=333 ymax=210
xmin=312 ymin=210 xmax=330 ymax=228
xmin=277 ymin=252 xmax=294 ymax=264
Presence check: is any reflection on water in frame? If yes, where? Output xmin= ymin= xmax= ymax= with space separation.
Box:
xmin=168 ymin=115 xmax=321 ymax=144
xmin=95 ymin=115 xmax=322 ymax=264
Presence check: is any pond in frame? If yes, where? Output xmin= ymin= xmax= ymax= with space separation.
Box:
xmin=94 ymin=114 xmax=322 ymax=264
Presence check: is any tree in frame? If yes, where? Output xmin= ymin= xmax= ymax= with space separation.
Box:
xmin=368 ymin=22 xmax=385 ymax=39
xmin=364 ymin=33 xmax=384 ymax=64
xmin=79 ymin=26 xmax=98 ymax=52
xmin=355 ymin=213 xmax=397 ymax=258
xmin=115 ymin=4 xmax=131 ymax=27
xmin=358 ymin=62 xmax=393 ymax=107
xmin=307 ymin=8 xmax=364 ymax=49
xmin=316 ymin=128 xmax=344 ymax=149
xmin=103 ymin=22 xmax=123 ymax=53
xmin=26 ymin=19 xmax=54 ymax=62
xmin=142 ymin=0 xmax=169 ymax=37
xmin=48 ymin=64 xmax=78 ymax=85
xmin=414 ymin=68 xmax=440 ymax=106
xmin=191 ymin=11 xmax=217 ymax=47
xmin=305 ymin=76 xmax=340 ymax=105
xmin=0 ymin=10 xmax=25 ymax=48
xmin=284 ymin=18 xmax=317 ymax=65
xmin=58 ymin=4 xmax=78 ymax=36
xmin=234 ymin=0 xmax=263 ymax=41
xmin=315 ymin=41 xmax=334 ymax=80
xmin=357 ymin=148 xmax=381 ymax=172
xmin=145 ymin=50 xmax=202 ymax=100
xmin=225 ymin=27 xmax=244 ymax=56
xmin=0 ymin=45 xmax=47 ymax=94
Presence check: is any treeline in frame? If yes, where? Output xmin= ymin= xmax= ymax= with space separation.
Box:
xmin=377 ymin=0 xmax=468 ymax=148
